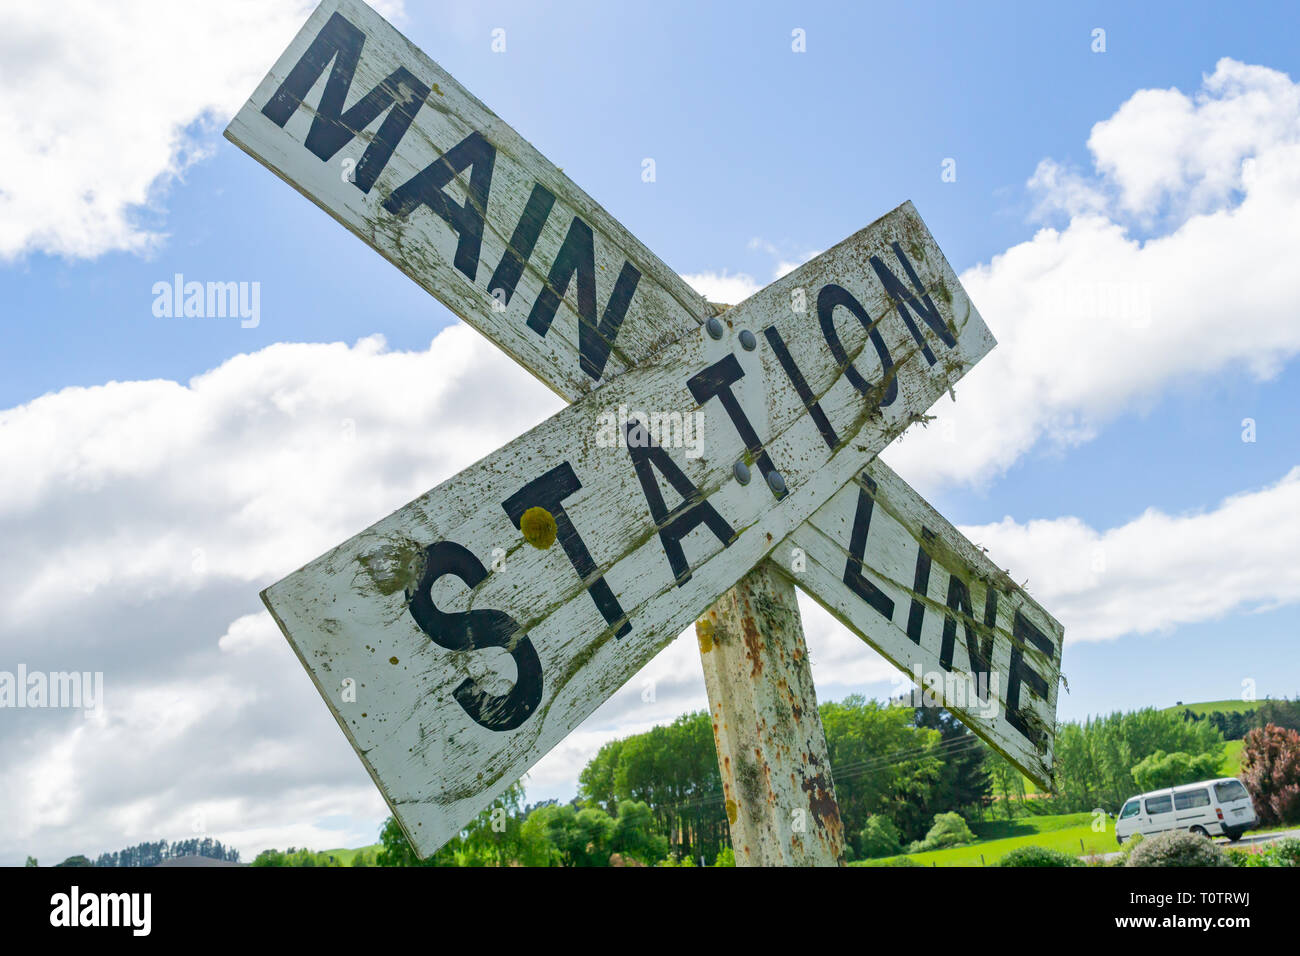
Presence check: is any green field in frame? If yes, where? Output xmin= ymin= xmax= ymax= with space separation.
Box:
xmin=1220 ymin=738 xmax=1244 ymax=775
xmin=852 ymin=812 xmax=1114 ymax=867
xmin=1163 ymin=699 xmax=1258 ymax=717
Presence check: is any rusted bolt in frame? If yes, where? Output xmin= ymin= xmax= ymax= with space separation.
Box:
xmin=520 ymin=506 xmax=557 ymax=549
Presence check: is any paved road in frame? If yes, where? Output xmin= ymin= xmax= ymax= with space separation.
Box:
xmin=1213 ymin=825 xmax=1300 ymax=849
xmin=1098 ymin=825 xmax=1300 ymax=862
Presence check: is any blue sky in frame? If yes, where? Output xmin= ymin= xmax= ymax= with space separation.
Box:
xmin=2 ymin=0 xmax=1299 ymax=863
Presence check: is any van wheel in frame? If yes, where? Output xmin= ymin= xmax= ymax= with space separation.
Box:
xmin=1224 ymin=828 xmax=1242 ymax=842
xmin=1189 ymin=826 xmax=1208 ymax=838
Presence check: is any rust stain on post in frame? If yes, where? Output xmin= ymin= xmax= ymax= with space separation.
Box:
xmin=696 ymin=562 xmax=846 ymax=866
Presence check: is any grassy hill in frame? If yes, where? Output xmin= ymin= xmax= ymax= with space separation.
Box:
xmin=1163 ymin=699 xmax=1258 ymax=717
xmin=321 ymin=844 xmax=382 ymax=865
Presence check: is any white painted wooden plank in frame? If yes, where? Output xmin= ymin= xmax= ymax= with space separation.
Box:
xmin=262 ymin=206 xmax=995 ymax=855
xmin=223 ymin=0 xmax=709 ymax=402
xmin=777 ymin=458 xmax=1064 ymax=788
xmin=223 ymin=0 xmax=1041 ymax=772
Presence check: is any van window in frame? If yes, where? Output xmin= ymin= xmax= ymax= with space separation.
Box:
xmin=1175 ymin=789 xmax=1210 ymax=810
xmin=1144 ymin=794 xmax=1173 ymax=814
xmin=1119 ymin=800 xmax=1140 ymax=820
xmin=1214 ymin=780 xmax=1249 ymax=803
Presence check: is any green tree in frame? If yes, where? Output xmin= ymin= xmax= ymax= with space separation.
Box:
xmin=375 ymin=780 xmax=529 ymax=866
xmin=24 ymin=856 xmax=37 ymax=867
xmin=820 ymin=696 xmax=943 ymax=841
xmin=914 ymin=707 xmax=992 ymax=818
xmin=522 ymin=803 xmax=616 ymax=866
xmin=456 ymin=781 xmax=527 ymax=866
xmin=986 ymin=753 xmax=1027 ymax=819
xmin=1053 ymin=708 xmax=1223 ymax=811
xmin=1256 ymin=699 xmax=1300 ymax=735
xmin=1131 ymin=749 xmax=1222 ymax=791
xmin=858 ymin=814 xmax=902 ymax=858
xmin=609 ymin=800 xmax=669 ymax=865
xmin=579 ymin=712 xmax=727 ymax=860
xmin=377 ymin=816 xmax=460 ymax=867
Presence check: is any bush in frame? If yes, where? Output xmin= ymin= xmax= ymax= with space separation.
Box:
xmin=1241 ymin=723 xmax=1300 ymax=826
xmin=1229 ymin=837 xmax=1300 ymax=868
xmin=918 ymin=812 xmax=976 ymax=851
xmin=858 ymin=814 xmax=902 ymax=858
xmin=1126 ymin=829 xmax=1232 ymax=867
xmin=712 ymin=847 xmax=735 ymax=867
xmin=1111 ymin=831 xmax=1144 ymax=866
xmin=996 ymin=846 xmax=1082 ymax=867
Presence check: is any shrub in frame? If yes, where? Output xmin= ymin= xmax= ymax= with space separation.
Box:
xmin=1111 ymin=831 xmax=1144 ymax=867
xmin=1241 ymin=723 xmax=1300 ymax=826
xmin=1229 ymin=837 xmax=1300 ymax=868
xmin=921 ymin=811 xmax=976 ymax=850
xmin=858 ymin=814 xmax=903 ymax=858
xmin=1126 ymin=829 xmax=1232 ymax=867
xmin=712 ymin=847 xmax=735 ymax=867
xmin=996 ymin=846 xmax=1082 ymax=867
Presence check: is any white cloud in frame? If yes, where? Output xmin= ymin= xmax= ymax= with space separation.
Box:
xmin=0 ymin=0 xmax=404 ymax=260
xmin=958 ymin=466 xmax=1300 ymax=643
xmin=681 ymin=270 xmax=761 ymax=305
xmin=0 ymin=324 xmax=558 ymax=865
xmin=884 ymin=58 xmax=1300 ymax=490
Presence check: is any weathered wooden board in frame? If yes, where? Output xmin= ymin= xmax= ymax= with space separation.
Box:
xmin=231 ymin=0 xmax=1060 ymax=848
xmin=778 ymin=458 xmax=1064 ymax=788
xmin=224 ymin=0 xmax=710 ymax=401
xmin=262 ymin=205 xmax=995 ymax=855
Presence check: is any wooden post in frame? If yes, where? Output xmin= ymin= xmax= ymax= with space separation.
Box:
xmin=695 ymin=561 xmax=846 ymax=866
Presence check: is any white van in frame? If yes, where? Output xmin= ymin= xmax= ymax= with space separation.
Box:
xmin=1115 ymin=777 xmax=1258 ymax=843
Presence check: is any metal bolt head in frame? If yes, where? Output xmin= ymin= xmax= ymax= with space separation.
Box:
xmin=738 ymin=329 xmax=757 ymax=351
xmin=765 ymin=469 xmax=787 ymax=495
xmin=706 ymin=316 xmax=725 ymax=340
xmin=733 ymin=460 xmax=751 ymax=485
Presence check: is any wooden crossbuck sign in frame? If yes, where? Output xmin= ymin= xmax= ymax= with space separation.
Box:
xmin=229 ymin=0 xmax=1063 ymax=859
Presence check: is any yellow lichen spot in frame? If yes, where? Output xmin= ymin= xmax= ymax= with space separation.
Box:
xmin=389 ymin=656 xmax=399 ymax=665
xmin=520 ymin=506 xmax=557 ymax=549
xmin=726 ymin=798 xmax=738 ymax=826
xmin=696 ymin=619 xmax=714 ymax=653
